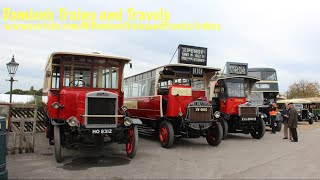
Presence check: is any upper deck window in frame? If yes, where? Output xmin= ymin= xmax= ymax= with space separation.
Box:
xmin=261 ymin=71 xmax=277 ymax=81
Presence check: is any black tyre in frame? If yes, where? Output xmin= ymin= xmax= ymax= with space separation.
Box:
xmin=309 ymin=118 xmax=314 ymax=124
xmin=251 ymin=118 xmax=265 ymax=139
xmin=276 ymin=121 xmax=282 ymax=132
xmin=126 ymin=125 xmax=139 ymax=158
xmin=206 ymin=122 xmax=223 ymax=146
xmin=315 ymin=116 xmax=319 ymax=122
xmin=54 ymin=125 xmax=63 ymax=163
xmin=159 ymin=121 xmax=174 ymax=148
xmin=219 ymin=118 xmax=228 ymax=140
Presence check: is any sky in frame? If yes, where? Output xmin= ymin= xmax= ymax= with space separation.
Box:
xmin=0 ymin=0 xmax=319 ymax=94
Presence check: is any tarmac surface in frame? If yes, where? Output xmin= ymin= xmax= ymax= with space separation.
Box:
xmin=7 ymin=122 xmax=320 ymax=179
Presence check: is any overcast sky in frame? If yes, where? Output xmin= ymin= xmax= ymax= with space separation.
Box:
xmin=0 ymin=0 xmax=319 ymax=94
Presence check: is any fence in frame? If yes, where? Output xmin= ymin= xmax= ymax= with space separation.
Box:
xmin=4 ymin=103 xmax=46 ymax=154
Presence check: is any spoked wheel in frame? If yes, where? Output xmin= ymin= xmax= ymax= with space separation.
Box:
xmin=276 ymin=121 xmax=282 ymax=132
xmin=159 ymin=121 xmax=174 ymax=148
xmin=126 ymin=125 xmax=138 ymax=158
xmin=54 ymin=125 xmax=63 ymax=162
xmin=206 ymin=122 xmax=223 ymax=146
xmin=309 ymin=118 xmax=314 ymax=125
xmin=251 ymin=118 xmax=265 ymax=139
xmin=219 ymin=118 xmax=228 ymax=140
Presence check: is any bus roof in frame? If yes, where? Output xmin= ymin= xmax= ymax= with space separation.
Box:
xmin=47 ymin=51 xmax=131 ymax=65
xmin=125 ymin=63 xmax=220 ymax=79
xmin=248 ymin=68 xmax=276 ymax=72
xmin=212 ymin=75 xmax=261 ymax=82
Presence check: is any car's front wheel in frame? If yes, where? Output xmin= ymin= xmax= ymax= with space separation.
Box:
xmin=126 ymin=125 xmax=139 ymax=158
xmin=309 ymin=118 xmax=314 ymax=124
xmin=159 ymin=121 xmax=174 ymax=148
xmin=251 ymin=118 xmax=265 ymax=139
xmin=206 ymin=122 xmax=223 ymax=146
xmin=54 ymin=125 xmax=63 ymax=162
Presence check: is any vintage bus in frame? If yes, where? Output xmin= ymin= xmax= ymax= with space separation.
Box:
xmin=209 ymin=62 xmax=265 ymax=139
xmin=123 ymin=63 xmax=223 ymax=148
xmin=42 ymin=52 xmax=141 ymax=162
xmin=247 ymin=68 xmax=282 ymax=130
xmin=247 ymin=68 xmax=279 ymax=104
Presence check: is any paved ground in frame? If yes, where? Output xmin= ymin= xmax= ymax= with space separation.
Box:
xmin=7 ymin=122 xmax=320 ymax=179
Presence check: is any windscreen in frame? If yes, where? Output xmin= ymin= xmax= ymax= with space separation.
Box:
xmin=226 ymin=82 xmax=245 ymax=97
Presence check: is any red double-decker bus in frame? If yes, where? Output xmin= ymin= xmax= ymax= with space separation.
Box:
xmin=123 ymin=63 xmax=223 ymax=148
xmin=42 ymin=52 xmax=141 ymax=162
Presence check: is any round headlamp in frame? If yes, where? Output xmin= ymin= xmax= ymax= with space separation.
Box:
xmin=124 ymin=117 xmax=132 ymax=127
xmin=52 ymin=102 xmax=60 ymax=109
xmin=67 ymin=116 xmax=79 ymax=127
xmin=122 ymin=105 xmax=128 ymax=112
xmin=260 ymin=113 xmax=267 ymax=119
xmin=214 ymin=111 xmax=220 ymax=119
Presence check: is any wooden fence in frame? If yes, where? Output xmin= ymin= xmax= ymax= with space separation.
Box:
xmin=5 ymin=104 xmax=46 ymax=154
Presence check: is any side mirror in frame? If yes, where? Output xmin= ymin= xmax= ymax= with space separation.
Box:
xmin=130 ymin=63 xmax=132 ymax=69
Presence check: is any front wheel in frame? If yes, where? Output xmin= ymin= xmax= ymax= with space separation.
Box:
xmin=126 ymin=125 xmax=139 ymax=158
xmin=276 ymin=121 xmax=282 ymax=132
xmin=206 ymin=122 xmax=223 ymax=146
xmin=251 ymin=118 xmax=265 ymax=139
xmin=54 ymin=125 xmax=63 ymax=162
xmin=219 ymin=118 xmax=228 ymax=140
xmin=315 ymin=116 xmax=319 ymax=122
xmin=309 ymin=118 xmax=314 ymax=124
xmin=159 ymin=121 xmax=174 ymax=148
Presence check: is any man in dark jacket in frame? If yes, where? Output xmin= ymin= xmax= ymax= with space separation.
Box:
xmin=281 ymin=103 xmax=291 ymax=140
xmin=288 ymin=102 xmax=298 ymax=142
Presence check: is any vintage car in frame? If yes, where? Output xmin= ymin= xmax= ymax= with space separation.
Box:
xmin=42 ymin=52 xmax=142 ymax=162
xmin=294 ymin=103 xmax=314 ymax=124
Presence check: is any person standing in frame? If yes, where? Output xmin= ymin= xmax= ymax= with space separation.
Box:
xmin=288 ymin=102 xmax=298 ymax=142
xmin=269 ymin=102 xmax=278 ymax=134
xmin=281 ymin=103 xmax=291 ymax=140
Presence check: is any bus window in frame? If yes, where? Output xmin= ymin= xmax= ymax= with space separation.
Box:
xmin=192 ymin=80 xmax=205 ymax=90
xmin=131 ymin=81 xmax=139 ymax=97
xmin=226 ymin=82 xmax=245 ymax=97
xmin=103 ymin=68 xmax=118 ymax=88
xmin=124 ymin=83 xmax=129 ymax=98
xmin=261 ymin=71 xmax=277 ymax=81
xmin=147 ymin=78 xmax=155 ymax=96
xmin=51 ymin=66 xmax=60 ymax=89
xmin=139 ymin=79 xmax=146 ymax=96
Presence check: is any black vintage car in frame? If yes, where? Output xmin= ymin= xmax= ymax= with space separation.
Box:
xmin=294 ymin=104 xmax=314 ymax=124
xmin=258 ymin=105 xmax=282 ymax=131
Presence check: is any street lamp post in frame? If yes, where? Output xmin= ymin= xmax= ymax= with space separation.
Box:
xmin=6 ymin=55 xmax=19 ymax=103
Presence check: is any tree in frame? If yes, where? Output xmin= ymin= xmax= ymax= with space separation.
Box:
xmin=286 ymin=80 xmax=320 ymax=99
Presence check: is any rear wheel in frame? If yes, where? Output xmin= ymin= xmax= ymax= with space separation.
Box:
xmin=206 ymin=122 xmax=223 ymax=146
xmin=126 ymin=125 xmax=138 ymax=158
xmin=219 ymin=118 xmax=228 ymax=140
xmin=315 ymin=116 xmax=319 ymax=122
xmin=159 ymin=121 xmax=174 ymax=148
xmin=309 ymin=118 xmax=314 ymax=124
xmin=251 ymin=118 xmax=265 ymax=139
xmin=54 ymin=125 xmax=62 ymax=162
xmin=276 ymin=121 xmax=282 ymax=132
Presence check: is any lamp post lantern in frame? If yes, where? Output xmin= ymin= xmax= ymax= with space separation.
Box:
xmin=6 ymin=55 xmax=19 ymax=103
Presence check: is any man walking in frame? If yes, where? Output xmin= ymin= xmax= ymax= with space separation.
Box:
xmin=288 ymin=102 xmax=298 ymax=142
xmin=269 ymin=102 xmax=278 ymax=134
xmin=281 ymin=103 xmax=291 ymax=140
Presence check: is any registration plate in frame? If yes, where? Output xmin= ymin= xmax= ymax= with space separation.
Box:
xmin=241 ymin=117 xmax=256 ymax=121
xmin=195 ymin=108 xmax=207 ymax=112
xmin=92 ymin=129 xmax=112 ymax=134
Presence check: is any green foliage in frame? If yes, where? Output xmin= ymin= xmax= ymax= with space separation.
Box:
xmin=5 ymin=87 xmax=43 ymax=96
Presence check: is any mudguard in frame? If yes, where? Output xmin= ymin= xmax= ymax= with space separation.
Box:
xmin=131 ymin=118 xmax=142 ymax=125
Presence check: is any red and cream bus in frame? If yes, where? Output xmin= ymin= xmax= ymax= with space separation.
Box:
xmin=123 ymin=63 xmax=223 ymax=148
xmin=42 ymin=52 xmax=141 ymax=162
